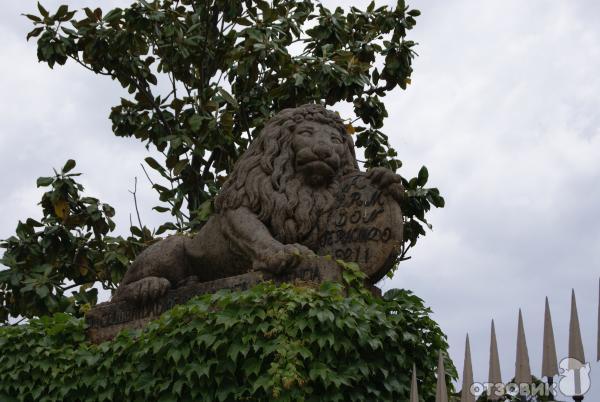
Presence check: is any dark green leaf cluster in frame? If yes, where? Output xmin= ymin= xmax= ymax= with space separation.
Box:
xmin=0 ymin=161 xmax=152 ymax=323
xmin=0 ymin=283 xmax=455 ymax=401
xmin=393 ymin=165 xmax=446 ymax=269
xmin=25 ymin=0 xmax=441 ymax=233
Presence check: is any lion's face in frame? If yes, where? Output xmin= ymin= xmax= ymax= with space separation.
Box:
xmin=215 ymin=104 xmax=358 ymax=243
xmin=292 ymin=120 xmax=347 ymax=187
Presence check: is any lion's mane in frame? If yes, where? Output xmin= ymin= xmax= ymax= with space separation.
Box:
xmin=215 ymin=104 xmax=358 ymax=244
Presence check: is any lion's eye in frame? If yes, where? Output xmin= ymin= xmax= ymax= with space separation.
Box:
xmin=331 ymin=136 xmax=342 ymax=143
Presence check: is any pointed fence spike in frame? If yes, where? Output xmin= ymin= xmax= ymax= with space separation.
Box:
xmin=410 ymin=363 xmax=419 ymax=402
xmin=460 ymin=334 xmax=475 ymax=402
xmin=542 ymin=296 xmax=559 ymax=377
xmin=569 ymin=289 xmax=586 ymax=365
xmin=488 ymin=320 xmax=502 ymax=400
xmin=436 ymin=351 xmax=449 ymax=402
xmin=515 ymin=309 xmax=532 ymax=385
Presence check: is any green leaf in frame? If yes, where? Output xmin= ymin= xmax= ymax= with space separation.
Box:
xmin=218 ymin=88 xmax=239 ymax=108
xmin=172 ymin=160 xmax=188 ymax=176
xmin=104 ymin=8 xmax=122 ymax=22
xmin=130 ymin=226 xmax=143 ymax=237
xmin=188 ymin=115 xmax=203 ymax=131
xmin=155 ymin=222 xmax=177 ymax=235
xmin=62 ymin=159 xmax=76 ymax=173
xmin=27 ymin=27 xmax=44 ymax=41
xmin=54 ymin=5 xmax=69 ymax=20
xmin=23 ymin=14 xmax=42 ymax=23
xmin=318 ymin=309 xmax=335 ymax=323
xmin=145 ymin=157 xmax=165 ymax=173
xmin=37 ymin=2 xmax=49 ymax=18
xmin=417 ymin=166 xmax=428 ymax=186
xmin=36 ymin=286 xmax=49 ymax=299
xmin=293 ymin=73 xmax=304 ymax=86
xmin=194 ymin=200 xmax=213 ymax=222
xmin=173 ymin=379 xmax=185 ymax=396
xmin=36 ymin=176 xmax=54 ymax=187
xmin=242 ymin=357 xmax=261 ymax=377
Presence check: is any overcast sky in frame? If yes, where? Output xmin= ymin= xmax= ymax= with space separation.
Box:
xmin=1 ymin=0 xmax=599 ymax=399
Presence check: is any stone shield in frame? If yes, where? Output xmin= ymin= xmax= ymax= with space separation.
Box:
xmin=317 ymin=172 xmax=403 ymax=283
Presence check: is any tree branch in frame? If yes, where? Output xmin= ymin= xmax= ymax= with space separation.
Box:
xmin=68 ymin=54 xmax=111 ymax=76
xmin=132 ymin=77 xmax=174 ymax=137
xmin=363 ymin=85 xmax=387 ymax=95
xmin=128 ymin=177 xmax=143 ymax=229
xmin=140 ymin=163 xmax=189 ymax=221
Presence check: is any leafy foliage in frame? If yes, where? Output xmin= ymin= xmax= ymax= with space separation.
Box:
xmin=25 ymin=0 xmax=443 ymax=236
xmin=0 ymin=282 xmax=456 ymax=401
xmin=0 ymin=161 xmax=153 ymax=323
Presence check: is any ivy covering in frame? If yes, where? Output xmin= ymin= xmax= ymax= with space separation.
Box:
xmin=0 ymin=281 xmax=455 ymax=401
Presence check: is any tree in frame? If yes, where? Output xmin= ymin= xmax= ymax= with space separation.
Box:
xmin=0 ymin=0 xmax=445 ymax=322
xmin=0 ymin=160 xmax=149 ymax=322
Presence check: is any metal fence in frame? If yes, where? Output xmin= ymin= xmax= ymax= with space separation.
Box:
xmin=411 ymin=279 xmax=599 ymax=402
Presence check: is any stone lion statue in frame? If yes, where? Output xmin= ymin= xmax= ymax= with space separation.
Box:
xmin=113 ymin=104 xmax=403 ymax=304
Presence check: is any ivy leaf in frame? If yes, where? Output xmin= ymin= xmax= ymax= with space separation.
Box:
xmin=315 ymin=309 xmax=334 ymax=323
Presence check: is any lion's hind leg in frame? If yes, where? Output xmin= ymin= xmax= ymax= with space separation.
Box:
xmin=111 ymin=276 xmax=171 ymax=305
xmin=112 ymin=235 xmax=191 ymax=304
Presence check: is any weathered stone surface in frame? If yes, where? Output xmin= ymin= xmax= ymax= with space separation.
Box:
xmin=86 ymin=104 xmax=404 ymax=342
xmin=317 ymin=172 xmax=402 ymax=283
xmin=86 ymin=260 xmax=341 ymax=343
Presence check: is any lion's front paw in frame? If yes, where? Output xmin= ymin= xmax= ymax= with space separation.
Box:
xmin=367 ymin=167 xmax=404 ymax=203
xmin=115 ymin=276 xmax=171 ymax=305
xmin=254 ymin=244 xmax=315 ymax=274
xmin=286 ymin=243 xmax=315 ymax=258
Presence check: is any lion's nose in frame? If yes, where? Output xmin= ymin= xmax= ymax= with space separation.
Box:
xmin=313 ymin=144 xmax=332 ymax=159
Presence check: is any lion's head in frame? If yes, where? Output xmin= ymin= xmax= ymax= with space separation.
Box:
xmin=215 ymin=104 xmax=358 ymax=244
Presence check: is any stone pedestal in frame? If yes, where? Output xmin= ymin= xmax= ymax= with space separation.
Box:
xmin=86 ymin=260 xmax=342 ymax=343
xmin=86 ymin=173 xmax=403 ymax=343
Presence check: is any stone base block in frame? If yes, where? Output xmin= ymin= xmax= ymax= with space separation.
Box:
xmin=86 ymin=262 xmax=342 ymax=343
